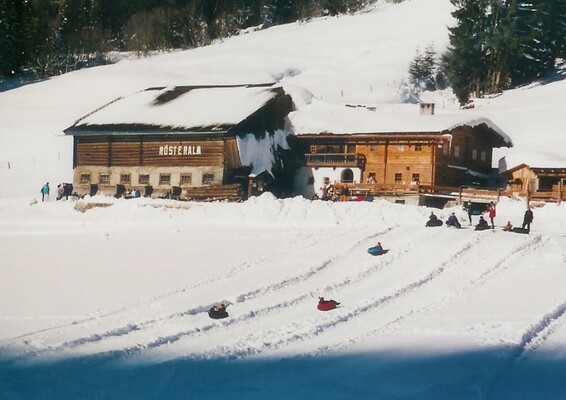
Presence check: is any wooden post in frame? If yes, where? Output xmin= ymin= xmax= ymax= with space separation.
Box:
xmin=559 ymin=180 xmax=563 ymax=205
xmin=459 ymin=186 xmax=463 ymax=205
xmin=497 ymin=188 xmax=501 ymax=202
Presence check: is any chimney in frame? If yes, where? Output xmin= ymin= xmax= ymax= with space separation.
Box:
xmin=419 ymin=102 xmax=435 ymax=116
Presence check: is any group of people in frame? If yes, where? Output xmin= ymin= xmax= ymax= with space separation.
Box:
xmin=40 ymin=182 xmax=73 ymax=201
xmin=428 ymin=201 xmax=534 ymax=233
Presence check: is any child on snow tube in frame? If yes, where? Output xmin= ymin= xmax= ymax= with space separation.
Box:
xmin=208 ymin=303 xmax=229 ymax=319
xmin=317 ymin=297 xmax=340 ymax=311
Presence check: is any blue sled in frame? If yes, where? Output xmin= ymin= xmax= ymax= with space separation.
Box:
xmin=368 ymin=247 xmax=388 ymax=256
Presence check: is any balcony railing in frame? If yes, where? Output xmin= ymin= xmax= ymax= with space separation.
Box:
xmin=304 ymin=153 xmax=359 ymax=167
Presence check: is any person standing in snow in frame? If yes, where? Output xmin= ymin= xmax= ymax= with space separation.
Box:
xmin=487 ymin=201 xmax=496 ymax=229
xmin=41 ymin=182 xmax=50 ymax=201
xmin=521 ymin=206 xmax=534 ymax=232
xmin=56 ymin=184 xmax=64 ymax=201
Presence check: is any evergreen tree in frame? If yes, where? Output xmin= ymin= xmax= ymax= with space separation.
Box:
xmin=408 ymin=44 xmax=438 ymax=93
xmin=443 ymin=0 xmax=491 ymax=104
xmin=0 ymin=0 xmax=20 ymax=77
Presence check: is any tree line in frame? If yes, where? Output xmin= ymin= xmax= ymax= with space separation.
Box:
xmin=2 ymin=0 xmax=564 ymax=104
xmin=443 ymin=0 xmax=566 ymax=104
xmin=0 ymin=0 xmax=369 ymax=79
xmin=409 ymin=0 xmax=565 ymax=105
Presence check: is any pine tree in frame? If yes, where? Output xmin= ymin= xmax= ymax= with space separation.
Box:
xmin=0 ymin=0 xmax=20 ymax=77
xmin=443 ymin=0 xmax=491 ymax=104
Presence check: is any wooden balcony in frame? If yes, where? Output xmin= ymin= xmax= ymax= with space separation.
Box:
xmin=304 ymin=153 xmax=361 ymax=167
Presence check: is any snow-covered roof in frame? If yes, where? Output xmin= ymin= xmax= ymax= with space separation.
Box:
xmin=499 ymin=150 xmax=566 ymax=173
xmin=66 ymin=83 xmax=282 ymax=134
xmin=288 ymin=101 xmax=513 ymax=147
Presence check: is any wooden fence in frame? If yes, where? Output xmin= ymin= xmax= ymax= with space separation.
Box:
xmin=330 ymin=183 xmax=565 ymax=204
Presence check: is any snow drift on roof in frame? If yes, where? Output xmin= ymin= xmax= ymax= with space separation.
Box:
xmin=288 ymin=100 xmax=513 ymax=146
xmin=71 ymin=84 xmax=280 ymax=131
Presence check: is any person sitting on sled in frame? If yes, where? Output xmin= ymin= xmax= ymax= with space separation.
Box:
xmin=503 ymin=221 xmax=513 ymax=231
xmin=446 ymin=212 xmax=461 ymax=228
xmin=374 ymin=242 xmax=384 ymax=252
xmin=475 ymin=216 xmax=489 ymax=230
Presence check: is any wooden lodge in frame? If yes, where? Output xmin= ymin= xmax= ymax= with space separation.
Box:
xmin=64 ymin=84 xmax=293 ymax=200
xmin=501 ymin=163 xmax=566 ymax=203
xmin=288 ymin=103 xmax=513 ymax=205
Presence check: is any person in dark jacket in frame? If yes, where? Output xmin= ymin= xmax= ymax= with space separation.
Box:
xmin=446 ymin=212 xmax=461 ymax=228
xmin=208 ymin=303 xmax=228 ymax=319
xmin=521 ymin=207 xmax=534 ymax=232
xmin=475 ymin=216 xmax=490 ymax=231
xmin=426 ymin=211 xmax=443 ymax=227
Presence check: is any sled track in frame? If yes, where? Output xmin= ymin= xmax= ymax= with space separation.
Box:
xmin=118 ymin=229 xmax=498 ymax=360
xmin=4 ymin=225 xmax=402 ymax=358
xmin=180 ymin=232 xmax=544 ymax=360
xmin=3 ymin=227 xmax=345 ymax=345
xmin=10 ymin=226 xmax=535 ymax=362
xmin=307 ymin=234 xmax=548 ymax=357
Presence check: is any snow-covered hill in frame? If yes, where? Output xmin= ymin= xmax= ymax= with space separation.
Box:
xmin=1 ymin=0 xmax=566 ymax=399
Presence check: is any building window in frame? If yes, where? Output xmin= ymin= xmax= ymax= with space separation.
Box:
xmin=180 ymin=173 xmax=192 ymax=185
xmin=139 ymin=174 xmax=150 ymax=185
xmin=443 ymin=144 xmax=449 ymax=156
xmin=310 ymin=145 xmax=317 ymax=153
xmin=454 ymin=145 xmax=460 ymax=157
xmin=395 ymin=173 xmax=402 ymax=183
xmin=397 ymin=145 xmax=405 ymax=152
xmin=120 ymin=173 xmax=131 ymax=184
xmin=159 ymin=173 xmax=171 ymax=185
xmin=80 ymin=173 xmax=91 ymax=184
xmin=472 ymin=149 xmax=477 ymax=160
xmin=370 ymin=144 xmax=377 ymax=151
xmin=481 ymin=151 xmax=487 ymax=161
xmin=414 ymin=144 xmax=422 ymax=151
xmin=202 ymin=174 xmax=214 ymax=185
xmin=99 ymin=173 xmax=110 ymax=184
xmin=412 ymin=173 xmax=420 ymax=182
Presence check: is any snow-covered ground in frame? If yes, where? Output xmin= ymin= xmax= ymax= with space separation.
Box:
xmin=1 ymin=0 xmax=566 ymax=398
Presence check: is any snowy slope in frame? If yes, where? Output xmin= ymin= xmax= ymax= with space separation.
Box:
xmin=1 ymin=0 xmax=566 ymax=399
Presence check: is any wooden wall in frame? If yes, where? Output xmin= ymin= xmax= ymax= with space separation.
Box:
xmin=75 ymin=135 xmax=240 ymax=168
xmin=357 ymin=141 xmax=436 ymax=186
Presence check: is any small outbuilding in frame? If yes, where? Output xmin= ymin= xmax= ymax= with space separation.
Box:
xmin=502 ymin=163 xmax=566 ymax=202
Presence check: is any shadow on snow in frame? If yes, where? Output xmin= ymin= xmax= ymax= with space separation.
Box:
xmin=1 ymin=346 xmax=565 ymax=400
